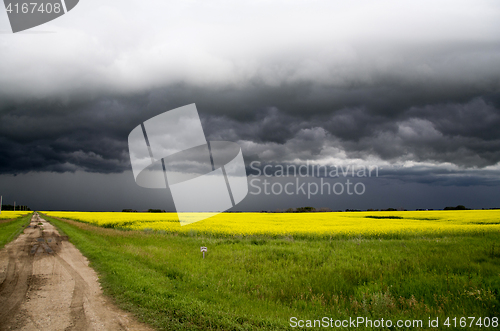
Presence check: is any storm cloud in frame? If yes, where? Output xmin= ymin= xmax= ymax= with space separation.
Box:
xmin=1 ymin=0 xmax=500 ymax=188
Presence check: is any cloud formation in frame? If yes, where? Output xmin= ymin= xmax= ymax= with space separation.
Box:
xmin=1 ymin=0 xmax=499 ymax=186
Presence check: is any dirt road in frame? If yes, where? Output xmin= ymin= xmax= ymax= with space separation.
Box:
xmin=0 ymin=213 xmax=153 ymax=331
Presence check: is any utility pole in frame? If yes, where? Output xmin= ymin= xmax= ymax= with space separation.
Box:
xmin=14 ymin=201 xmax=16 ymax=211
xmin=0 ymin=196 xmax=2 ymax=214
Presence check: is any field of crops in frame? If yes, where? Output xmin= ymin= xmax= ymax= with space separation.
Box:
xmin=0 ymin=213 xmax=32 ymax=250
xmin=41 ymin=211 xmax=500 ymax=330
xmin=0 ymin=211 xmax=31 ymax=220
xmin=43 ymin=210 xmax=500 ymax=238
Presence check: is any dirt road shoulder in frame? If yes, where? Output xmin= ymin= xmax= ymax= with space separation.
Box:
xmin=0 ymin=213 xmax=154 ymax=331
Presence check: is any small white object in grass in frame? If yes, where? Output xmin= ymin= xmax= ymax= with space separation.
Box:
xmin=200 ymin=246 xmax=207 ymax=258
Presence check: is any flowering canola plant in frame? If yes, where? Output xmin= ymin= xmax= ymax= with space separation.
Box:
xmin=0 ymin=211 xmax=31 ymax=220
xmin=42 ymin=210 xmax=500 ymax=239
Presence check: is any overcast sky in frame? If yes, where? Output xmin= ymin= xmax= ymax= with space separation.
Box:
xmin=1 ymin=0 xmax=499 ymax=211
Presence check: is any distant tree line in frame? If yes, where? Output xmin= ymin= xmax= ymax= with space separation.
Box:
xmin=366 ymin=208 xmax=407 ymax=211
xmin=122 ymin=209 xmax=166 ymax=213
xmin=269 ymin=207 xmax=410 ymax=213
xmin=443 ymin=205 xmax=468 ymax=210
xmin=148 ymin=209 xmax=165 ymax=213
xmin=1 ymin=204 xmax=31 ymax=211
xmin=123 ymin=205 xmax=475 ymax=213
xmin=268 ymin=207 xmax=331 ymax=213
xmin=259 ymin=205 xmax=475 ymax=213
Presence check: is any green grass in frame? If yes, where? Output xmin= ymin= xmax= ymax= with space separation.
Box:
xmin=42 ymin=214 xmax=500 ymax=330
xmin=0 ymin=213 xmax=32 ymax=250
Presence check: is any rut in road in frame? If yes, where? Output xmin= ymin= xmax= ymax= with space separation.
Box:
xmin=0 ymin=213 xmax=154 ymax=331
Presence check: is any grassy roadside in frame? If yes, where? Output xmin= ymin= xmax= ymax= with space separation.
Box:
xmin=42 ymin=213 xmax=500 ymax=330
xmin=0 ymin=213 xmax=33 ymax=250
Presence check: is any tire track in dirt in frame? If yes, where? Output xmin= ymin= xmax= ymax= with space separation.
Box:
xmin=55 ymin=254 xmax=89 ymax=331
xmin=0 ymin=226 xmax=37 ymax=326
xmin=0 ymin=213 xmax=154 ymax=331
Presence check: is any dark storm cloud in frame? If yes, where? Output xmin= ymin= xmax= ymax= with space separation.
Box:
xmin=1 ymin=0 xmax=500 ymax=185
xmin=200 ymin=95 xmax=500 ymax=168
xmin=2 ymin=85 xmax=500 ymax=177
xmin=0 ymin=96 xmax=144 ymax=173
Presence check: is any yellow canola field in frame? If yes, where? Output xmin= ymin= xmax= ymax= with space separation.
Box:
xmin=0 ymin=211 xmax=31 ymax=220
xmin=42 ymin=210 xmax=500 ymax=238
